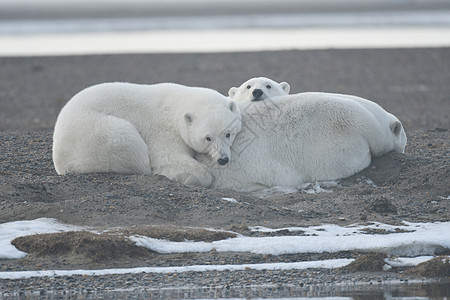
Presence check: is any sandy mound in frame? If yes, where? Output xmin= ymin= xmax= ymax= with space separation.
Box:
xmin=10 ymin=225 xmax=236 ymax=267
xmin=343 ymin=253 xmax=387 ymax=272
xmin=12 ymin=231 xmax=154 ymax=262
xmin=404 ymin=257 xmax=450 ymax=278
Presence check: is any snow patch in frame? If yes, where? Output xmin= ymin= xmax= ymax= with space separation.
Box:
xmin=221 ymin=197 xmax=238 ymax=203
xmin=2 ymin=219 xmax=449 ymax=259
xmin=0 ymin=218 xmax=83 ymax=259
xmin=0 ymin=218 xmax=447 ymax=279
xmin=0 ymin=259 xmax=354 ymax=280
xmin=131 ymin=222 xmax=450 ymax=257
xmin=0 ymin=256 xmax=443 ymax=280
xmin=385 ymin=256 xmax=435 ymax=268
xmin=300 ymin=181 xmax=339 ymax=194
xmin=255 ymin=181 xmax=340 ymax=198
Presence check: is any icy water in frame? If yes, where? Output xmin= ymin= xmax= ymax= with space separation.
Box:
xmin=1 ymin=0 xmax=450 ymax=56
xmin=25 ymin=282 xmax=447 ymax=299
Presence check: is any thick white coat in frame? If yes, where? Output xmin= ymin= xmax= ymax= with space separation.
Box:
xmin=199 ymin=92 xmax=407 ymax=192
xmin=53 ymin=82 xmax=242 ymax=187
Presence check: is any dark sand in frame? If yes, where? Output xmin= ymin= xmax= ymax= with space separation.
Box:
xmin=0 ymin=48 xmax=449 ymax=297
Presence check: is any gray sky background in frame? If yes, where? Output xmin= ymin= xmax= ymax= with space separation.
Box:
xmin=1 ymin=0 xmax=450 ymax=20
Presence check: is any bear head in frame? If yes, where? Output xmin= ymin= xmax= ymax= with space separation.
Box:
xmin=228 ymin=77 xmax=290 ymax=102
xmin=181 ymin=99 xmax=242 ymax=166
xmin=389 ymin=119 xmax=407 ymax=154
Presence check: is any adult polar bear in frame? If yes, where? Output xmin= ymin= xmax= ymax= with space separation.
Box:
xmin=53 ymin=82 xmax=242 ymax=188
xmin=199 ymin=92 xmax=407 ymax=192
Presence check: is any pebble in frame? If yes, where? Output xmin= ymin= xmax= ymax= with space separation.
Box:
xmin=0 ymin=268 xmax=424 ymax=298
xmin=1 ymin=264 xmax=447 ymax=299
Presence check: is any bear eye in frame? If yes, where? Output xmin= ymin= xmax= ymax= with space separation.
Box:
xmin=205 ymin=136 xmax=212 ymax=142
xmin=225 ymin=133 xmax=231 ymax=138
xmin=246 ymin=85 xmax=251 ymax=89
xmin=266 ymin=85 xmax=272 ymax=89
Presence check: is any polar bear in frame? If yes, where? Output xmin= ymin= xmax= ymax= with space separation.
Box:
xmin=228 ymin=77 xmax=290 ymax=102
xmin=53 ymin=82 xmax=242 ymax=187
xmin=197 ymin=92 xmax=406 ymax=192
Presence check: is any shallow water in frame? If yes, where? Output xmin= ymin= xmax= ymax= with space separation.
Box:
xmin=1 ymin=1 xmax=450 ymax=56
xmin=113 ymin=282 xmax=450 ymax=299
xmin=12 ymin=282 xmax=446 ymax=299
xmin=2 ymin=11 xmax=450 ymax=35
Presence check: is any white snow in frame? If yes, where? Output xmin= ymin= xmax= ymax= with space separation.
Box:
xmin=255 ymin=180 xmax=345 ymax=197
xmin=385 ymin=256 xmax=435 ymax=268
xmin=221 ymin=197 xmax=238 ymax=203
xmin=0 ymin=218 xmax=448 ymax=279
xmin=0 ymin=218 xmax=82 ymax=259
xmin=130 ymin=221 xmax=450 ymax=256
xmin=299 ymin=181 xmax=339 ymax=194
xmin=0 ymin=259 xmax=353 ymax=279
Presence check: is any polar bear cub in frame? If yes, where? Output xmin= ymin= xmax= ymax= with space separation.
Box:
xmin=198 ymin=92 xmax=406 ymax=192
xmin=53 ymin=82 xmax=242 ymax=188
xmin=228 ymin=77 xmax=290 ymax=102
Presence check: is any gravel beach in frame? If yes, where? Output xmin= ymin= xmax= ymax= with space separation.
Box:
xmin=0 ymin=48 xmax=449 ymax=298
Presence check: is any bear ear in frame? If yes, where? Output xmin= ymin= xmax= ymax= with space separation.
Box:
xmin=184 ymin=112 xmax=194 ymax=125
xmin=390 ymin=121 xmax=402 ymax=136
xmin=228 ymin=87 xmax=238 ymax=98
xmin=228 ymin=101 xmax=237 ymax=112
xmin=280 ymin=82 xmax=290 ymax=94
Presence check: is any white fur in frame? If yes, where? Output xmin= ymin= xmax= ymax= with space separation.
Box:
xmin=229 ymin=77 xmax=290 ymax=102
xmin=198 ymin=92 xmax=407 ymax=192
xmin=53 ymin=82 xmax=242 ymax=187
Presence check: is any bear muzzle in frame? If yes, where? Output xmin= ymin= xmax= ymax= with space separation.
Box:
xmin=252 ymin=89 xmax=264 ymax=101
xmin=217 ymin=156 xmax=229 ymax=166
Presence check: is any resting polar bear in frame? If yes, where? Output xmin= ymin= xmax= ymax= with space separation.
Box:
xmin=53 ymin=82 xmax=242 ymax=187
xmin=198 ymin=92 xmax=407 ymax=192
xmin=229 ymin=77 xmax=290 ymax=102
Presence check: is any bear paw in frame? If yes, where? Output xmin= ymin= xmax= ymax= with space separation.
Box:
xmin=172 ymin=168 xmax=213 ymax=188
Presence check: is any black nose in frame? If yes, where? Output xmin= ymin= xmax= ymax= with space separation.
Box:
xmin=217 ymin=157 xmax=229 ymax=165
xmin=252 ymin=89 xmax=263 ymax=99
